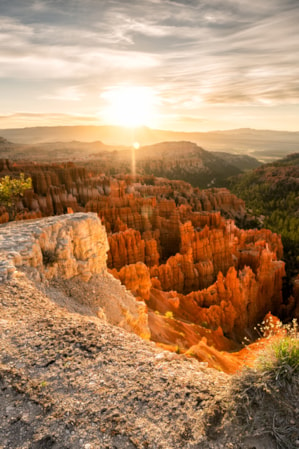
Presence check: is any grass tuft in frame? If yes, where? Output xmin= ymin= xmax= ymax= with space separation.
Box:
xmin=223 ymin=321 xmax=299 ymax=449
xmin=256 ymin=335 xmax=299 ymax=387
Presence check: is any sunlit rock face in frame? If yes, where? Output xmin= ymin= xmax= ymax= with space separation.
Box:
xmin=110 ymin=262 xmax=152 ymax=301
xmin=0 ymin=213 xmax=150 ymax=340
xmin=0 ymin=159 xmax=295 ymax=373
xmin=0 ymin=213 xmax=108 ymax=282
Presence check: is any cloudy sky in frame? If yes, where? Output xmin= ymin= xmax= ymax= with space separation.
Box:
xmin=0 ymin=0 xmax=299 ymax=131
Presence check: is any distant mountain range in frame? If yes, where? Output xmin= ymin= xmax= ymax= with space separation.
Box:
xmin=80 ymin=141 xmax=261 ymax=188
xmin=131 ymin=141 xmax=261 ymax=187
xmin=0 ymin=137 xmax=260 ymax=189
xmin=1 ymin=125 xmax=298 ymax=162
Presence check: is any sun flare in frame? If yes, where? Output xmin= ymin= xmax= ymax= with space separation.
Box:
xmin=101 ymin=86 xmax=156 ymax=127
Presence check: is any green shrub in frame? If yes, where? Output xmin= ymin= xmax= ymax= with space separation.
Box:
xmin=0 ymin=174 xmax=32 ymax=218
xmin=0 ymin=174 xmax=32 ymax=205
xmin=165 ymin=311 xmax=174 ymax=319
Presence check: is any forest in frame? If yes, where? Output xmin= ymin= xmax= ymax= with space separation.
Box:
xmin=226 ymin=153 xmax=299 ymax=279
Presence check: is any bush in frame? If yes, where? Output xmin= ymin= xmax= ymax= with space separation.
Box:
xmin=0 ymin=174 xmax=32 ymax=205
xmin=0 ymin=174 xmax=32 ymax=218
xmin=165 ymin=311 xmax=174 ymax=319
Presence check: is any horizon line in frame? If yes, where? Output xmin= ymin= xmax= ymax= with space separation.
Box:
xmin=1 ymin=124 xmax=299 ymax=134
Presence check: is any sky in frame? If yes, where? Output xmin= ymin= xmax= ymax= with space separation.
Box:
xmin=0 ymin=0 xmax=299 ymax=131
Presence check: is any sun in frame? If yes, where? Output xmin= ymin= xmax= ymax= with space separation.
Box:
xmin=101 ymin=86 xmax=156 ymax=127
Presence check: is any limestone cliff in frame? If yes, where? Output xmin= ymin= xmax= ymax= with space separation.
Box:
xmin=0 ymin=213 xmax=150 ymax=339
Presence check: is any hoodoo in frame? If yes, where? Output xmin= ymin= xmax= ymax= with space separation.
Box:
xmin=0 ymin=160 xmax=296 ymax=373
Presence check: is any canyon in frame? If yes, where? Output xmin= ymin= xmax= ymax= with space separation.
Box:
xmin=0 ymin=158 xmax=297 ymax=374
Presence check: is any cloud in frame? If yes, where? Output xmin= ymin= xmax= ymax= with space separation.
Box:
xmin=0 ymin=0 xmax=299 ymax=130
xmin=147 ymin=2 xmax=299 ymax=107
xmin=39 ymin=86 xmax=85 ymax=101
xmin=0 ymin=112 xmax=99 ymax=129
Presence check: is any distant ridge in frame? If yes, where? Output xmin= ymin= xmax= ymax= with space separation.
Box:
xmin=1 ymin=125 xmax=299 ymax=161
xmin=108 ymin=140 xmax=260 ymax=187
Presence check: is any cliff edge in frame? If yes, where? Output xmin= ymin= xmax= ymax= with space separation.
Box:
xmin=0 ymin=213 xmax=149 ymax=339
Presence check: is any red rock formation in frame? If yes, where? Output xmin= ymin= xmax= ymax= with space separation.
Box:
xmin=1 ymin=158 xmax=292 ymax=372
xmin=195 ymin=188 xmax=246 ymax=218
xmin=86 ymin=196 xmax=156 ymax=233
xmin=150 ymin=220 xmax=238 ymax=294
xmin=111 ymin=262 xmax=152 ymax=301
xmin=107 ymin=229 xmax=145 ymax=270
xmin=146 ymin=247 xmax=285 ymax=343
xmin=144 ymin=239 xmax=160 ymax=267
xmin=237 ymin=228 xmax=284 ymax=261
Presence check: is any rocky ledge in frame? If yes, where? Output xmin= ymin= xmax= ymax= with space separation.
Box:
xmin=0 ymin=213 xmax=149 ymax=339
xmin=0 ymin=212 xmax=110 ymax=283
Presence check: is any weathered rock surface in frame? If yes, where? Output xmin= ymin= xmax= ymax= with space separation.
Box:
xmin=0 ymin=213 xmax=150 ymax=339
xmin=0 ymin=212 xmax=108 ymax=282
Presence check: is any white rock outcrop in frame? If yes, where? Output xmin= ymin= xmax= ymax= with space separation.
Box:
xmin=0 ymin=213 xmax=150 ymax=339
xmin=0 ymin=213 xmax=108 ymax=282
